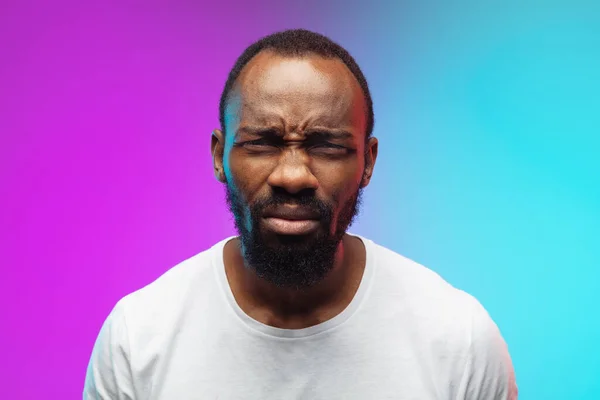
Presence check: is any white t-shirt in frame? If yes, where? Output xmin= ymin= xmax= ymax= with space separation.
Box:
xmin=84 ymin=235 xmax=518 ymax=399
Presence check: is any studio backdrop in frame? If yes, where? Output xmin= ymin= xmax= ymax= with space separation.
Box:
xmin=1 ymin=1 xmax=598 ymax=399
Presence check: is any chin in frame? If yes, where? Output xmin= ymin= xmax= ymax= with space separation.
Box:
xmin=259 ymin=227 xmax=326 ymax=249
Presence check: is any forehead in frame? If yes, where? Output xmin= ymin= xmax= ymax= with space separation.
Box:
xmin=226 ymin=51 xmax=366 ymax=132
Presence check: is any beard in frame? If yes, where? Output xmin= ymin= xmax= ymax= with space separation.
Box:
xmin=225 ymin=182 xmax=363 ymax=291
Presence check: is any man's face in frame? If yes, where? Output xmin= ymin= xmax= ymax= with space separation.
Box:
xmin=212 ymin=51 xmax=377 ymax=290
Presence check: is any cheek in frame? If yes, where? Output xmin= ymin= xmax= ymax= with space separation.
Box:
xmin=313 ymin=161 xmax=363 ymax=203
xmin=226 ymin=151 xmax=274 ymax=199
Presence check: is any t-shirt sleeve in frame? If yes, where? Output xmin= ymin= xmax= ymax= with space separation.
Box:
xmin=83 ymin=300 xmax=136 ymax=400
xmin=457 ymin=299 xmax=518 ymax=400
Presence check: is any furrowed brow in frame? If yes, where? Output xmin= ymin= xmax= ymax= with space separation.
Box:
xmin=305 ymin=129 xmax=354 ymax=141
xmin=235 ymin=126 xmax=281 ymax=138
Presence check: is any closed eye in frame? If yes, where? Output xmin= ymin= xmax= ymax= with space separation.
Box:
xmin=311 ymin=143 xmax=345 ymax=149
xmin=234 ymin=139 xmax=354 ymax=156
xmin=309 ymin=142 xmax=353 ymax=155
xmin=239 ymin=139 xmax=279 ymax=148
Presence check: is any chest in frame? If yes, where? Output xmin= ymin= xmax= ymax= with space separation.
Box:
xmin=135 ymin=328 xmax=458 ymax=400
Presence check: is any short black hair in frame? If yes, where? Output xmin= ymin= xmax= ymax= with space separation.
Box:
xmin=218 ymin=29 xmax=374 ymax=140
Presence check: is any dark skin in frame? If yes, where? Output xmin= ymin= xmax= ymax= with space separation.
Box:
xmin=211 ymin=51 xmax=378 ymax=329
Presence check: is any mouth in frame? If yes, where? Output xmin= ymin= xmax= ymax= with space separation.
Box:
xmin=262 ymin=217 xmax=320 ymax=235
xmin=262 ymin=206 xmax=321 ymax=236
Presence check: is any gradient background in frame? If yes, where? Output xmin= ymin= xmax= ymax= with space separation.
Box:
xmin=1 ymin=0 xmax=599 ymax=399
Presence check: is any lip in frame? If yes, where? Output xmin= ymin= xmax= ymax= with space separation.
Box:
xmin=262 ymin=217 xmax=320 ymax=235
xmin=262 ymin=206 xmax=321 ymax=221
xmin=261 ymin=206 xmax=321 ymax=235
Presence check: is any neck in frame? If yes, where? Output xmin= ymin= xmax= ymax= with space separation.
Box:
xmin=223 ymin=234 xmax=365 ymax=328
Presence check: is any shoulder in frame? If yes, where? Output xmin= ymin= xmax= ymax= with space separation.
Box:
xmin=117 ymin=240 xmax=224 ymax=329
xmin=457 ymin=298 xmax=519 ymax=399
xmin=84 ymin=240 xmax=227 ymax=397
xmin=366 ymin=238 xmax=478 ymax=321
xmin=365 ymin=238 xmax=518 ymax=398
xmin=90 ymin=241 xmax=220 ymax=347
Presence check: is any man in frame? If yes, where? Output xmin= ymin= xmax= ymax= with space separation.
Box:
xmin=84 ymin=29 xmax=518 ymax=399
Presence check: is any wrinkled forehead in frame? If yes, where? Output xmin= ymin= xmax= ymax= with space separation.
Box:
xmin=225 ymin=52 xmax=367 ymax=132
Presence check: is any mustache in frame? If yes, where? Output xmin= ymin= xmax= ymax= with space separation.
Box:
xmin=250 ymin=192 xmax=333 ymax=219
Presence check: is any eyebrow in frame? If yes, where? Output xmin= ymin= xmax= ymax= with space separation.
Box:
xmin=235 ymin=126 xmax=354 ymax=140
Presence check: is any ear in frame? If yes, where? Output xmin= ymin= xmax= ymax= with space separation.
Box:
xmin=211 ymin=129 xmax=226 ymax=183
xmin=360 ymin=137 xmax=378 ymax=188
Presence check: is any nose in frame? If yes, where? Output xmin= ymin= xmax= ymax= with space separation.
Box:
xmin=266 ymin=149 xmax=319 ymax=194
